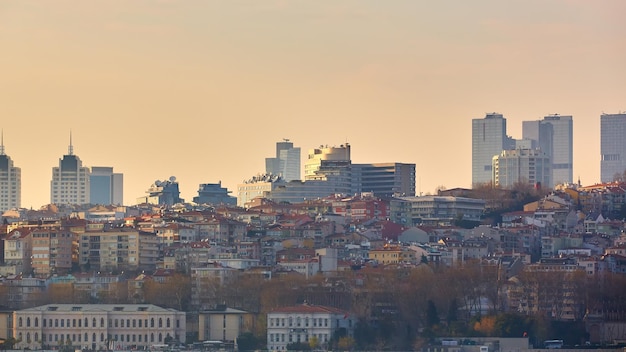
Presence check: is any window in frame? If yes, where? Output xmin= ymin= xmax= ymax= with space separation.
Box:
xmin=18 ymin=317 xmax=23 ymax=327
xmin=159 ymin=318 xmax=163 ymax=328
xmin=167 ymin=318 xmax=170 ymax=328
xmin=26 ymin=317 xmax=31 ymax=327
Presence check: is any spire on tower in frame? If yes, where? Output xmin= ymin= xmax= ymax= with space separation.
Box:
xmin=68 ymin=130 xmax=74 ymax=155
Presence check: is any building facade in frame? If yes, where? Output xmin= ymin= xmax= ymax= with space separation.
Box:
xmin=267 ymin=303 xmax=354 ymax=351
xmin=601 ymin=113 xmax=626 ymax=182
xmin=266 ymin=140 xmax=301 ymax=182
xmin=492 ymin=148 xmax=551 ymax=189
xmin=0 ymin=136 xmax=21 ymax=212
xmin=89 ymin=167 xmax=123 ymax=205
xmin=13 ymin=304 xmax=186 ymax=350
xmin=304 ymin=144 xmax=351 ymax=181
xmin=472 ymin=113 xmax=515 ymax=186
xmin=395 ymin=196 xmax=485 ymax=226
xmin=352 ymin=162 xmax=416 ymax=197
xmin=136 ymin=177 xmax=183 ymax=206
xmin=51 ymin=138 xmax=91 ymax=205
xmin=192 ymin=182 xmax=236 ymax=206
xmin=523 ymin=114 xmax=573 ymax=186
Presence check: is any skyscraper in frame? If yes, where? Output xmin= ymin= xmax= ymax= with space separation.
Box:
xmin=601 ymin=113 xmax=626 ymax=182
xmin=472 ymin=113 xmax=514 ymax=186
xmin=50 ymin=134 xmax=91 ymax=205
xmin=523 ymin=115 xmax=573 ymax=186
xmin=265 ymin=139 xmax=301 ymax=181
xmin=0 ymin=133 xmax=21 ymax=212
xmin=90 ymin=166 xmax=124 ymax=205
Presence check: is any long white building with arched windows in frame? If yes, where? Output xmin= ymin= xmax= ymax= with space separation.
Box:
xmin=13 ymin=304 xmax=186 ymax=350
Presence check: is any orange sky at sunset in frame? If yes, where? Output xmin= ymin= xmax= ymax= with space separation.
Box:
xmin=1 ymin=1 xmax=625 ymax=208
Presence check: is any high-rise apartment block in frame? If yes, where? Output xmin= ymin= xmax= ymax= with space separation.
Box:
xmin=601 ymin=113 xmax=626 ymax=182
xmin=472 ymin=113 xmax=514 ymax=186
xmin=50 ymin=137 xmax=90 ymax=205
xmin=90 ymin=166 xmax=123 ymax=205
xmin=265 ymin=139 xmax=301 ymax=181
xmin=523 ymin=115 xmax=573 ymax=186
xmin=352 ymin=163 xmax=416 ymax=197
xmin=0 ymin=135 xmax=21 ymax=212
xmin=492 ymin=149 xmax=551 ymax=188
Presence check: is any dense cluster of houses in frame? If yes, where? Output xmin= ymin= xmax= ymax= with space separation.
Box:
xmin=1 ymin=182 xmax=626 ymax=348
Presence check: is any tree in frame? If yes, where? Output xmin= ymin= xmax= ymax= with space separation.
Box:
xmin=237 ymin=332 xmax=260 ymax=351
xmin=426 ymin=300 xmax=439 ymax=327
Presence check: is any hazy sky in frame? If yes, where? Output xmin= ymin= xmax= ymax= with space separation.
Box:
xmin=1 ymin=1 xmax=625 ymax=208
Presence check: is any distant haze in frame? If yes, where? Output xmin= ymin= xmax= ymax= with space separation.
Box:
xmin=0 ymin=1 xmax=624 ymax=208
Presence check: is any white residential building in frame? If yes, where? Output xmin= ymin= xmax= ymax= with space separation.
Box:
xmin=267 ymin=303 xmax=354 ymax=351
xmin=13 ymin=304 xmax=186 ymax=350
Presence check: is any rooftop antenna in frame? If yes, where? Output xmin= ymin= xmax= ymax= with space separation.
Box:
xmin=68 ymin=130 xmax=74 ymax=155
xmin=0 ymin=129 xmax=4 ymax=155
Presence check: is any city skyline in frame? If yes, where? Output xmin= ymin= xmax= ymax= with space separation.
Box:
xmin=1 ymin=1 xmax=624 ymax=208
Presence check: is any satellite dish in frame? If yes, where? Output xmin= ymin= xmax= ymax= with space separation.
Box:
xmin=169 ymin=176 xmax=177 ymax=182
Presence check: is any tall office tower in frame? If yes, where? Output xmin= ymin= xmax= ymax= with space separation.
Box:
xmin=305 ymin=143 xmax=352 ymax=193
xmin=90 ymin=166 xmax=124 ymax=205
xmin=352 ymin=163 xmax=416 ymax=197
xmin=601 ymin=113 xmax=626 ymax=182
xmin=50 ymin=135 xmax=91 ymax=205
xmin=523 ymin=115 xmax=573 ymax=186
xmin=265 ymin=139 xmax=301 ymax=181
xmin=0 ymin=134 xmax=21 ymax=212
xmin=472 ymin=113 xmax=515 ymax=186
xmin=492 ymin=149 xmax=551 ymax=188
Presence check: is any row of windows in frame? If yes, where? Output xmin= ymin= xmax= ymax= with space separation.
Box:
xmin=18 ymin=317 xmax=176 ymax=329
xmin=269 ymin=333 xmax=329 ymax=343
xmin=18 ymin=332 xmax=170 ymax=344
xmin=268 ymin=317 xmax=328 ymax=328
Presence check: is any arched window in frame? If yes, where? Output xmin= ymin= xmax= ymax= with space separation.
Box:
xmin=158 ymin=318 xmax=162 ymax=328
xmin=84 ymin=317 xmax=88 ymax=327
xmin=18 ymin=317 xmax=23 ymax=327
xmin=101 ymin=318 xmax=105 ymax=327
xmin=158 ymin=333 xmax=162 ymax=342
xmin=166 ymin=318 xmax=170 ymax=328
xmin=93 ymin=318 xmax=96 ymax=327
xmin=27 ymin=317 xmax=31 ymax=327
xmin=84 ymin=333 xmax=88 ymax=342
xmin=100 ymin=333 xmax=104 ymax=342
xmin=34 ymin=333 xmax=39 ymax=343
xmin=26 ymin=332 xmax=31 ymax=343
xmin=150 ymin=333 xmax=154 ymax=343
xmin=92 ymin=333 xmax=96 ymax=343
xmin=151 ymin=318 xmax=155 ymax=328
xmin=126 ymin=319 xmax=130 ymax=327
